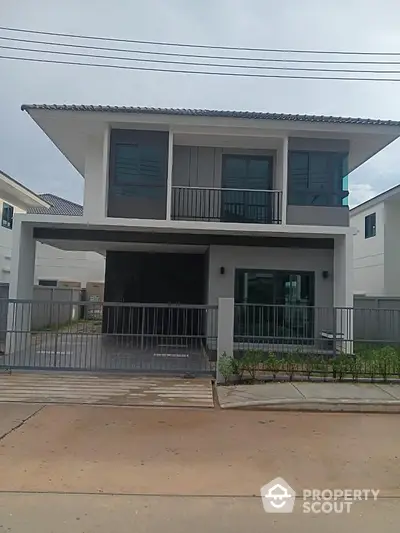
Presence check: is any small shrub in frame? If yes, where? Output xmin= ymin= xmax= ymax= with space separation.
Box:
xmin=332 ymin=353 xmax=350 ymax=381
xmin=218 ymin=352 xmax=235 ymax=383
xmin=348 ymin=355 xmax=363 ymax=382
xmin=314 ymin=356 xmax=330 ymax=381
xmin=242 ymin=350 xmax=264 ymax=381
xmin=285 ymin=353 xmax=300 ymax=381
xmin=265 ymin=352 xmax=281 ymax=380
xmin=375 ymin=346 xmax=397 ymax=382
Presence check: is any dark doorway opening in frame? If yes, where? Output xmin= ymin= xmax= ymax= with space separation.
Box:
xmin=103 ymin=251 xmax=207 ymax=339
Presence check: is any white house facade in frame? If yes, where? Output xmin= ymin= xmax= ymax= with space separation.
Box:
xmin=0 ymin=170 xmax=105 ymax=288
xmin=350 ymin=184 xmax=400 ymax=296
xmin=8 ymin=104 xmax=400 ymax=361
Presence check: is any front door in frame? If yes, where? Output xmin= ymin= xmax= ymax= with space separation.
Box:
xmin=221 ymin=155 xmax=273 ymax=223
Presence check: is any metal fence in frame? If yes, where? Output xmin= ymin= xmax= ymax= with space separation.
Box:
xmin=171 ymin=186 xmax=282 ymax=224
xmin=0 ymin=300 xmax=217 ymax=375
xmin=234 ymin=304 xmax=354 ymax=354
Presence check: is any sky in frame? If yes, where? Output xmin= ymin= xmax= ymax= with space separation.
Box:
xmin=1 ymin=0 xmax=400 ymax=207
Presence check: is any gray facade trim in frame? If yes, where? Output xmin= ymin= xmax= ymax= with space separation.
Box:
xmin=288 ymin=137 xmax=350 ymax=152
xmin=287 ymin=205 xmax=349 ymax=226
xmin=33 ymin=227 xmax=334 ymax=249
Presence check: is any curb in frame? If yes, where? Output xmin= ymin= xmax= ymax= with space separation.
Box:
xmin=219 ymin=398 xmax=400 ymax=413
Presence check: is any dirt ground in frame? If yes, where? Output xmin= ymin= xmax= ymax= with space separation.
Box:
xmin=0 ymin=403 xmax=399 ymax=497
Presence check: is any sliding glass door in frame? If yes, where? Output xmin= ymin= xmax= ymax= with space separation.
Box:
xmin=221 ymin=155 xmax=273 ymax=223
xmin=234 ymin=269 xmax=315 ymax=342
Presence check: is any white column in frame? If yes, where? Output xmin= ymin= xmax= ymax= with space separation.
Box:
xmin=83 ymin=126 xmax=109 ymax=222
xmin=216 ymin=297 xmax=234 ymax=383
xmin=333 ymin=232 xmax=353 ymax=352
xmin=166 ymin=130 xmax=174 ymax=220
xmin=276 ymin=137 xmax=288 ymax=225
xmin=7 ymin=219 xmax=36 ymax=354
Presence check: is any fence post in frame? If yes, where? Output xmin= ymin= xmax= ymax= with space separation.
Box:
xmin=216 ymin=297 xmax=234 ymax=384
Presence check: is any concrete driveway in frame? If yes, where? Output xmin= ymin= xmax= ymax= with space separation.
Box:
xmin=0 ymin=403 xmax=399 ymax=531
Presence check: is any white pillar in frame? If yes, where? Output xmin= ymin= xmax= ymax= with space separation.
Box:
xmin=333 ymin=232 xmax=353 ymax=352
xmin=166 ymin=130 xmax=174 ymax=220
xmin=216 ymin=297 xmax=234 ymax=383
xmin=280 ymin=136 xmax=288 ymax=225
xmin=7 ymin=219 xmax=36 ymax=354
xmin=83 ymin=126 xmax=109 ymax=222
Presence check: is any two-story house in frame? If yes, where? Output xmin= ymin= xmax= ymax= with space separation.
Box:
xmin=351 ymin=183 xmax=400 ymax=296
xmin=8 ymin=104 xmax=400 ymax=372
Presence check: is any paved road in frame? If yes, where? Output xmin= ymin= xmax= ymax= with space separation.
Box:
xmin=0 ymin=493 xmax=399 ymax=533
xmin=0 ymin=403 xmax=399 ymax=531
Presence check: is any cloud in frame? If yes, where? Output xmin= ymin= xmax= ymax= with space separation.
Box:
xmin=1 ymin=0 xmax=400 ymax=204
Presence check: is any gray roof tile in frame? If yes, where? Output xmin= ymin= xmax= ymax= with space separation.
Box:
xmin=21 ymin=104 xmax=400 ymax=127
xmin=27 ymin=193 xmax=83 ymax=216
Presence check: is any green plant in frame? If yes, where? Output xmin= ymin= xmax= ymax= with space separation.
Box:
xmin=230 ymin=357 xmax=245 ymax=382
xmin=285 ymin=353 xmax=300 ymax=381
xmin=348 ymin=355 xmax=363 ymax=382
xmin=303 ymin=354 xmax=317 ymax=380
xmin=374 ymin=346 xmax=397 ymax=382
xmin=265 ymin=352 xmax=281 ymax=380
xmin=314 ymin=356 xmax=330 ymax=381
xmin=218 ymin=352 xmax=235 ymax=384
xmin=241 ymin=350 xmax=264 ymax=381
xmin=332 ymin=353 xmax=349 ymax=381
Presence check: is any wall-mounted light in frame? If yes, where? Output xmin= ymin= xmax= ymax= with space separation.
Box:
xmin=220 ymin=266 xmax=225 ymax=275
xmin=322 ymin=270 xmax=329 ymax=279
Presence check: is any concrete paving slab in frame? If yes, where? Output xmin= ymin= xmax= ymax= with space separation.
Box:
xmin=0 ymin=373 xmax=214 ymax=408
xmin=0 ymin=403 xmax=43 ymax=439
xmin=0 ymin=493 xmax=399 ymax=533
xmin=295 ymin=382 xmax=395 ymax=400
xmin=218 ymin=383 xmax=301 ymax=407
xmin=217 ymin=382 xmax=400 ymax=410
xmin=375 ymin=384 xmax=400 ymax=399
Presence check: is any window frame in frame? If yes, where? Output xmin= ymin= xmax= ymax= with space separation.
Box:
xmin=288 ymin=150 xmax=348 ymax=207
xmin=364 ymin=212 xmax=377 ymax=239
xmin=1 ymin=202 xmax=14 ymax=230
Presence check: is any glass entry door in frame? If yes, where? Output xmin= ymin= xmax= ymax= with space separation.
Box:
xmin=234 ymin=269 xmax=315 ymax=341
xmin=221 ymin=155 xmax=273 ymax=223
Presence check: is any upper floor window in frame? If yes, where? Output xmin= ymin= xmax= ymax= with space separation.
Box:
xmin=365 ymin=212 xmax=376 ymax=238
xmin=288 ymin=151 xmax=348 ymax=207
xmin=1 ymin=203 xmax=14 ymax=229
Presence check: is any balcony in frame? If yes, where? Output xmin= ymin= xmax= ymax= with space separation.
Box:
xmin=171 ymin=187 xmax=282 ymax=224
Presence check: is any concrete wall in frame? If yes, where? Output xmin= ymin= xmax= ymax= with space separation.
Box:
xmin=383 ymin=201 xmax=400 ymax=296
xmin=31 ymin=286 xmax=81 ymax=330
xmin=34 ymin=244 xmax=105 ymax=287
xmin=351 ymin=202 xmax=385 ymax=295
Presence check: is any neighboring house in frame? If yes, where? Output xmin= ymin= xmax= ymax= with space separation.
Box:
xmin=350 ymin=184 xmax=400 ymax=296
xmin=0 ymin=170 xmax=105 ymax=287
xmin=11 ymin=104 xmax=400 ymax=342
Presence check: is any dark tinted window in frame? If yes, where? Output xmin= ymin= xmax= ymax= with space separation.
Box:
xmin=365 ymin=212 xmax=376 ymax=238
xmin=288 ymin=151 xmax=348 ymax=206
xmin=1 ymin=203 xmax=13 ymax=229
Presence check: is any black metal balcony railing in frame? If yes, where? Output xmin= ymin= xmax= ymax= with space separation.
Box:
xmin=171 ymin=187 xmax=282 ymax=224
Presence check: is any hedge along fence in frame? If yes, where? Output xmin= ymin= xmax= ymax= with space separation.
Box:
xmin=218 ymin=345 xmax=400 ymax=384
